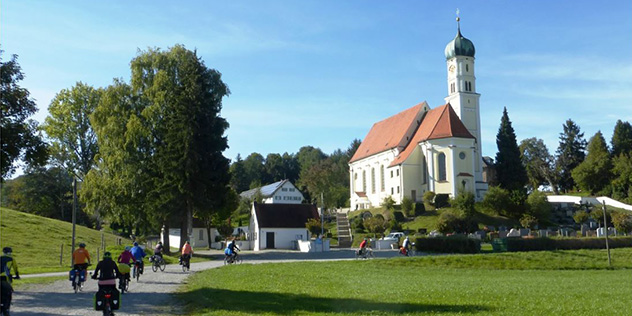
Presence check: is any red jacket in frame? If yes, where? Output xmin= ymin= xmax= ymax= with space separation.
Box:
xmin=118 ymin=250 xmax=134 ymax=264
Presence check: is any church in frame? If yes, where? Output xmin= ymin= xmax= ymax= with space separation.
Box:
xmin=349 ymin=19 xmax=488 ymax=210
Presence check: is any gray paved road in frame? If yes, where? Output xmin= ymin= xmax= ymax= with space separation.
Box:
xmin=12 ymin=249 xmax=403 ymax=315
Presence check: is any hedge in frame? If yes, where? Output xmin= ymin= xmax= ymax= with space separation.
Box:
xmin=415 ymin=236 xmax=481 ymax=254
xmin=505 ymin=237 xmax=632 ymax=252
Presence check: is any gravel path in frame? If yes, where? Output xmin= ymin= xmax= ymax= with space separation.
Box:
xmin=11 ymin=249 xmax=402 ymax=316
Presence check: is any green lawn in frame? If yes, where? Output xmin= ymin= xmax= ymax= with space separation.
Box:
xmin=178 ymin=248 xmax=632 ymax=315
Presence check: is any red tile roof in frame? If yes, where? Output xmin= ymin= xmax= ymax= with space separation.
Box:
xmin=389 ymin=103 xmax=474 ymax=167
xmin=349 ymin=103 xmax=426 ymax=163
xmin=355 ymin=192 xmax=367 ymax=198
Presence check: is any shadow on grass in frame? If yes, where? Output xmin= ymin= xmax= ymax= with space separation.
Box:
xmin=180 ymin=288 xmax=491 ymax=314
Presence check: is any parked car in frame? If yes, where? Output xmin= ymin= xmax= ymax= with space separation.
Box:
xmin=382 ymin=232 xmax=405 ymax=240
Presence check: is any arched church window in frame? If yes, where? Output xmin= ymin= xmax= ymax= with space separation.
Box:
xmin=362 ymin=170 xmax=366 ymax=192
xmin=380 ymin=165 xmax=385 ymax=192
xmin=422 ymin=158 xmax=428 ymax=184
xmin=438 ymin=153 xmax=447 ymax=181
xmin=466 ymin=64 xmax=469 ymax=72
xmin=371 ymin=168 xmax=376 ymax=194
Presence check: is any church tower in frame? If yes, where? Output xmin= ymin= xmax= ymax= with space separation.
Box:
xmin=444 ymin=15 xmax=485 ymax=190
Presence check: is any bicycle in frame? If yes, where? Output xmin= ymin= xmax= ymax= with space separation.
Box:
xmin=1 ymin=279 xmax=13 ymax=316
xmin=355 ymin=248 xmax=374 ymax=259
xmin=181 ymin=254 xmax=191 ymax=272
xmin=95 ymin=283 xmax=119 ymax=316
xmin=150 ymin=255 xmax=166 ymax=272
xmin=223 ymin=253 xmax=242 ymax=265
xmin=132 ymin=260 xmax=143 ymax=281
xmin=70 ymin=265 xmax=88 ymax=293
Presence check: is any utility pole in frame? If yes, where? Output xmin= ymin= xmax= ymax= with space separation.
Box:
xmin=602 ymin=201 xmax=611 ymax=267
xmin=320 ymin=192 xmax=325 ymax=252
xmin=71 ymin=176 xmax=77 ymax=266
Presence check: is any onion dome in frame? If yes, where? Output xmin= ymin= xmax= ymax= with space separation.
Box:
xmin=444 ymin=19 xmax=475 ymax=59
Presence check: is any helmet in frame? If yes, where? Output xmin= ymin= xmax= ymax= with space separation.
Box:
xmin=125 ymin=246 xmax=131 ymax=251
xmin=158 ymin=241 xmax=162 ymax=245
xmin=79 ymin=243 xmax=86 ymax=248
xmin=133 ymin=242 xmax=138 ymax=247
xmin=2 ymin=247 xmax=12 ymax=254
xmin=104 ymin=251 xmax=112 ymax=258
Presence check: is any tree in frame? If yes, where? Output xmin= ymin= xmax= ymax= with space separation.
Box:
xmin=381 ymin=196 xmax=395 ymax=211
xmin=611 ymin=153 xmax=632 ymax=204
xmin=229 ymin=154 xmax=249 ymax=193
xmin=281 ymin=152 xmax=299 ymax=183
xmin=573 ymin=210 xmax=589 ymax=224
xmin=611 ymin=120 xmax=632 ymax=157
xmin=264 ymin=153 xmax=285 ymax=183
xmin=452 ymin=191 xmax=476 ymax=217
xmin=481 ymin=186 xmax=511 ymax=216
xmin=1 ymin=52 xmax=47 ymax=179
xmin=346 ymin=138 xmax=362 ymax=161
xmin=519 ymin=137 xmax=558 ymax=193
xmin=611 ymin=212 xmax=632 ymax=235
xmin=305 ymin=218 xmax=322 ymax=238
xmin=243 ymin=153 xmax=265 ymax=188
xmin=571 ymin=131 xmax=612 ymax=195
xmin=526 ymin=190 xmax=551 ymax=222
xmin=555 ymin=119 xmax=586 ymax=192
xmin=495 ymin=107 xmax=528 ymax=191
xmin=401 ymin=197 xmax=414 ymax=217
xmin=520 ymin=214 xmax=538 ymax=230
xmin=43 ymin=82 xmax=101 ymax=180
xmin=363 ymin=216 xmax=387 ymax=238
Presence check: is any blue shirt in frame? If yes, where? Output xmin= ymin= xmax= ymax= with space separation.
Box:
xmin=130 ymin=246 xmax=146 ymax=261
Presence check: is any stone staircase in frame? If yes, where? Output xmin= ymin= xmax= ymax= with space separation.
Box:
xmin=336 ymin=212 xmax=353 ymax=248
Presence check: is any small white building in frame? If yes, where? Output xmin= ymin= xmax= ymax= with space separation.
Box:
xmin=249 ymin=202 xmax=319 ymax=251
xmin=240 ymin=179 xmax=304 ymax=204
xmin=163 ymin=218 xmax=219 ymax=249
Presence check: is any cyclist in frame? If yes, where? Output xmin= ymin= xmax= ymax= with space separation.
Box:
xmin=72 ymin=242 xmax=91 ymax=286
xmin=401 ymin=236 xmax=411 ymax=256
xmin=130 ymin=242 xmax=146 ymax=274
xmin=225 ymin=238 xmax=240 ymax=261
xmin=181 ymin=240 xmax=193 ymax=267
xmin=117 ymin=246 xmax=133 ymax=284
xmin=91 ymin=252 xmax=120 ymax=290
xmin=358 ymin=237 xmax=368 ymax=256
xmin=154 ymin=241 xmax=164 ymax=260
xmin=1 ymin=247 xmax=20 ymax=315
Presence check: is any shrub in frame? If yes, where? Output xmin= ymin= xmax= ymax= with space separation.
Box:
xmin=526 ymin=190 xmax=552 ymax=221
xmin=434 ymin=194 xmax=450 ymax=209
xmin=363 ymin=216 xmax=387 ymax=237
xmin=423 ymin=191 xmax=436 ymax=205
xmin=388 ymin=219 xmax=402 ymax=231
xmin=392 ymin=211 xmax=405 ymax=223
xmin=414 ymin=202 xmax=425 ymax=216
xmin=305 ymin=218 xmax=322 ymax=238
xmin=415 ymin=236 xmax=481 ymax=254
xmin=520 ymin=214 xmax=538 ymax=229
xmin=401 ymin=197 xmax=414 ymax=217
xmin=505 ymin=237 xmax=632 ymax=252
xmin=452 ymin=191 xmax=476 ymax=217
xmin=573 ymin=210 xmax=589 ymax=224
xmin=435 ymin=210 xmax=478 ymax=234
xmin=482 ymin=186 xmax=511 ymax=216
xmin=612 ymin=212 xmax=632 ymax=234
xmin=381 ymin=197 xmax=395 ymax=210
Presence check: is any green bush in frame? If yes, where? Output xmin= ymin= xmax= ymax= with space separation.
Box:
xmin=389 ymin=219 xmax=402 ymax=231
xmin=381 ymin=197 xmax=395 ymax=210
xmin=392 ymin=211 xmax=405 ymax=223
xmin=452 ymin=191 xmax=475 ymax=216
xmin=401 ymin=197 xmax=414 ymax=217
xmin=520 ymin=214 xmax=538 ymax=229
xmin=573 ymin=210 xmax=590 ymax=224
xmin=423 ymin=191 xmax=435 ymax=205
xmin=350 ymin=217 xmax=365 ymax=233
xmin=434 ymin=194 xmax=450 ymax=209
xmin=505 ymin=237 xmax=632 ymax=252
xmin=415 ymin=236 xmax=481 ymax=253
xmin=435 ymin=209 xmax=478 ymax=234
xmin=526 ymin=190 xmax=552 ymax=221
xmin=414 ymin=202 xmax=425 ymax=216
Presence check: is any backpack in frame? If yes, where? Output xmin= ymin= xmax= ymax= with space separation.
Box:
xmin=224 ymin=247 xmax=232 ymax=256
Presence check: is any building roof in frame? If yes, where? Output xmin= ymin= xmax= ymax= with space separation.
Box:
xmin=389 ymin=103 xmax=474 ymax=167
xmin=349 ymin=102 xmax=426 ymax=163
xmin=253 ymin=202 xmax=320 ymax=228
xmin=240 ymin=179 xmax=290 ymax=200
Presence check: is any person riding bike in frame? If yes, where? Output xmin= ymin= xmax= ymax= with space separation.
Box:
xmin=72 ymin=242 xmax=91 ymax=285
xmin=117 ymin=246 xmax=134 ymax=283
xmin=1 ymin=247 xmax=20 ymax=315
xmin=153 ymin=241 xmax=164 ymax=260
xmin=358 ymin=237 xmax=369 ymax=255
xmin=181 ymin=240 xmax=193 ymax=266
xmin=130 ymin=242 xmax=146 ymax=274
xmin=225 ymin=239 xmax=240 ymax=261
xmin=92 ymin=252 xmax=121 ymax=290
xmin=401 ymin=236 xmax=411 ymax=256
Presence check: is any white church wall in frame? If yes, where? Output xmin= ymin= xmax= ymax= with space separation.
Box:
xmin=349 ymin=149 xmax=398 ymax=209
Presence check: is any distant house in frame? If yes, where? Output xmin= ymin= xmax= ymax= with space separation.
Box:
xmin=249 ymin=202 xmax=319 ymax=251
xmin=163 ymin=217 xmax=219 ymax=249
xmin=482 ymin=156 xmax=496 ymax=186
xmin=240 ymin=179 xmax=304 ymax=204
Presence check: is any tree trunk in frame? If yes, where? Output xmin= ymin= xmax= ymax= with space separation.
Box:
xmin=179 ymin=214 xmax=188 ymax=252
xmin=163 ymin=221 xmax=171 ymax=255
xmin=206 ymin=224 xmax=212 ymax=250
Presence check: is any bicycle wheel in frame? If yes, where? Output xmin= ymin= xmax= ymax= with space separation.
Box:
xmin=152 ymin=262 xmax=158 ymax=272
xmin=73 ymin=280 xmax=78 ymax=293
xmin=235 ymin=256 xmax=242 ymax=264
xmin=136 ymin=265 xmax=140 ymax=281
xmin=159 ymin=259 xmax=166 ymax=271
xmin=182 ymin=262 xmax=187 ymax=272
xmin=223 ymin=256 xmax=228 ymax=265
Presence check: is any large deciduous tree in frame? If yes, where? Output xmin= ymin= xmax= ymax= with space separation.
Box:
xmin=495 ymin=107 xmax=527 ymax=191
xmin=611 ymin=153 xmax=632 ymax=204
xmin=519 ymin=137 xmax=558 ymax=193
xmin=1 ymin=52 xmax=48 ymax=179
xmin=43 ymin=82 xmax=101 ymax=180
xmin=571 ymin=131 xmax=612 ymax=195
xmin=555 ymin=119 xmax=586 ymax=193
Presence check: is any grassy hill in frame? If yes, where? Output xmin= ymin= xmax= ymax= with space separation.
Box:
xmin=0 ymin=207 xmax=130 ymax=274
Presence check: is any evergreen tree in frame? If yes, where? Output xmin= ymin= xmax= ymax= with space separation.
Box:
xmin=495 ymin=107 xmax=528 ymax=191
xmin=229 ymin=154 xmax=249 ymax=193
xmin=555 ymin=119 xmax=587 ymax=192
xmin=572 ymin=131 xmax=612 ymax=195
xmin=612 ymin=153 xmax=632 ymax=204
xmin=611 ymin=120 xmax=632 ymax=157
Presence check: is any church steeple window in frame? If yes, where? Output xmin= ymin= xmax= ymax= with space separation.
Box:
xmin=466 ymin=64 xmax=469 ymax=72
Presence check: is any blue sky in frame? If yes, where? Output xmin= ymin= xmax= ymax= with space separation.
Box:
xmin=2 ymin=1 xmax=631 ymax=169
